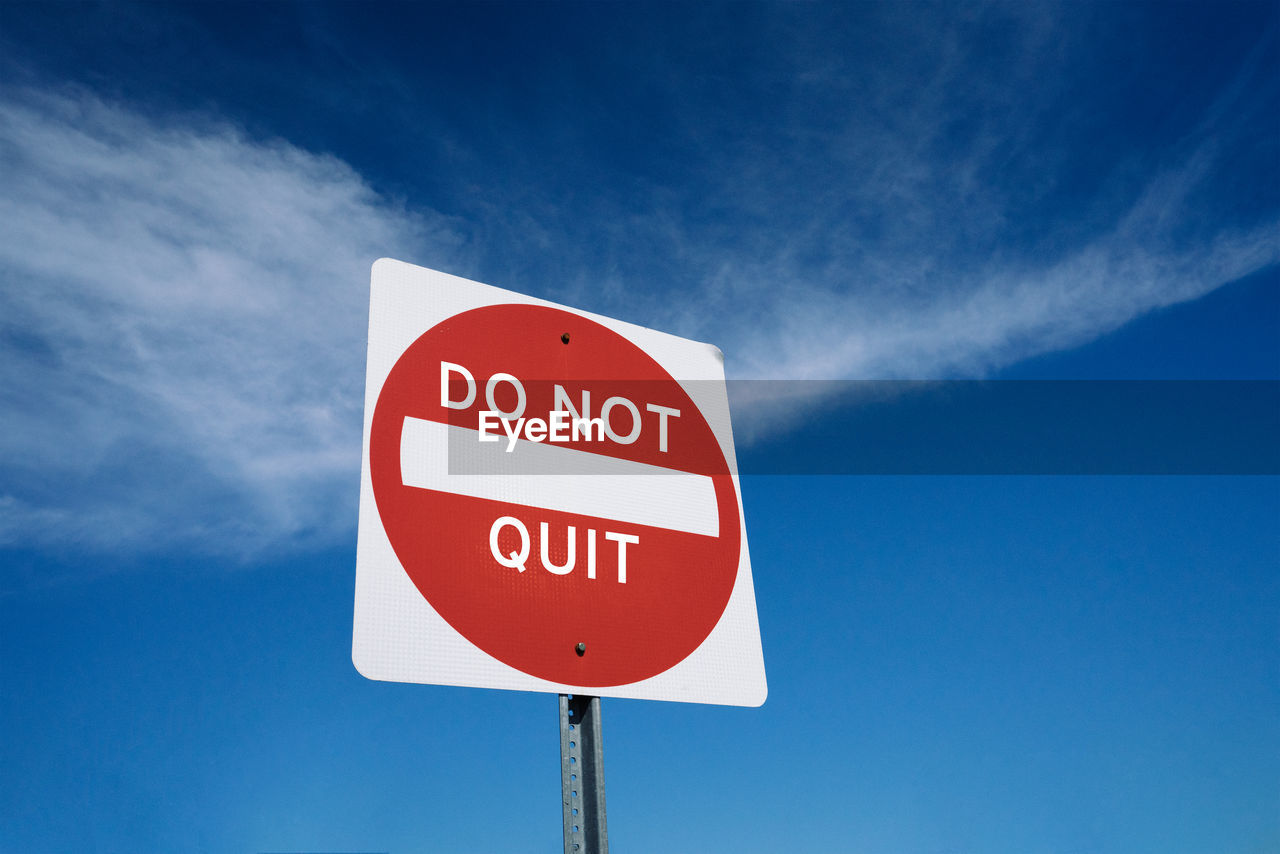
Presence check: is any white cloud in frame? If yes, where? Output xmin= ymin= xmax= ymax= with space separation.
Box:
xmin=0 ymin=88 xmax=460 ymax=558
xmin=648 ymin=3 xmax=1280 ymax=384
xmin=721 ymin=209 xmax=1278 ymax=384
xmin=0 ymin=45 xmax=1275 ymax=561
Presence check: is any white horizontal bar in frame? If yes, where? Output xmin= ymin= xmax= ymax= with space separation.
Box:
xmin=400 ymin=417 xmax=719 ymax=537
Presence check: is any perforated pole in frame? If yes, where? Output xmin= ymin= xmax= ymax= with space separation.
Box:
xmin=560 ymin=694 xmax=608 ymax=854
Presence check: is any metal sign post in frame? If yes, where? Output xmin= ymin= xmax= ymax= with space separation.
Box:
xmin=560 ymin=694 xmax=607 ymax=853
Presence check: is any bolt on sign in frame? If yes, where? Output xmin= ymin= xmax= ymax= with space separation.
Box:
xmin=353 ymin=258 xmax=766 ymax=706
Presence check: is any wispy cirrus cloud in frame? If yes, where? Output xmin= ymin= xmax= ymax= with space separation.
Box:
xmin=0 ymin=3 xmax=1275 ymax=562
xmin=625 ymin=2 xmax=1280 ymax=382
xmin=0 ymin=89 xmax=461 ymax=559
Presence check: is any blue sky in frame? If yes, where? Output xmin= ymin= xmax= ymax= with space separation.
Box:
xmin=0 ymin=2 xmax=1277 ymax=852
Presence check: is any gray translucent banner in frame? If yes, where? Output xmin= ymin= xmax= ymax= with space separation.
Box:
xmin=729 ymin=380 xmax=1278 ymax=474
xmin=439 ymin=380 xmax=1278 ymax=475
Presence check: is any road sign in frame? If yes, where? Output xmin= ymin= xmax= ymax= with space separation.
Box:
xmin=353 ymin=258 xmax=766 ymax=706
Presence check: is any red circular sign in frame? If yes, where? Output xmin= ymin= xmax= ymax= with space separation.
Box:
xmin=370 ymin=304 xmax=740 ymax=687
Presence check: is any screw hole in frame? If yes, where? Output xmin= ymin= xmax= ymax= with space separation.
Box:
xmin=575 ymin=642 xmax=586 ymax=656
xmin=561 ymin=332 xmax=571 ymax=344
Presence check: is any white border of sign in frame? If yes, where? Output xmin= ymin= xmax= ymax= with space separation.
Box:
xmin=352 ymin=258 xmax=767 ymax=706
